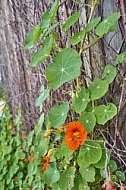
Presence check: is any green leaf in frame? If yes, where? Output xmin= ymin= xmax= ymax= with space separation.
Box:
xmin=48 ymin=103 xmax=69 ymax=128
xmin=4 ymin=145 xmax=12 ymax=155
xmin=96 ymin=12 xmax=120 ymax=36
xmin=88 ymin=79 xmax=108 ymax=100
xmin=79 ymin=112 xmax=96 ymax=133
xmin=94 ymin=103 xmax=117 ymax=125
xmin=86 ymin=17 xmax=101 ymax=32
xmin=35 ymin=86 xmax=49 ymax=107
xmin=58 ymin=167 xmax=76 ymax=190
xmin=25 ymin=25 xmax=41 ymax=50
xmin=80 ymin=165 xmax=95 ymax=182
xmin=108 ymin=160 xmax=117 ymax=173
xmin=46 ymin=48 xmax=82 ymax=90
xmin=102 ymin=64 xmax=117 ymax=84
xmin=74 ymin=175 xmax=90 ymax=190
xmin=71 ymin=29 xmax=86 ymax=45
xmin=27 ymin=130 xmax=34 ymax=147
xmin=28 ymin=163 xmax=34 ymax=174
xmin=15 ymin=150 xmax=25 ymax=159
xmin=116 ymin=171 xmax=125 ymax=181
xmin=40 ymin=0 xmax=58 ymax=28
xmin=93 ymin=141 xmax=107 ymax=169
xmin=34 ymin=113 xmax=44 ymax=135
xmin=62 ymin=12 xmax=80 ymax=31
xmin=55 ymin=142 xmax=74 ymax=160
xmin=72 ymin=88 xmax=89 ymax=113
xmin=44 ymin=162 xmax=60 ymax=185
xmin=77 ymin=141 xmax=102 ymax=168
xmin=115 ymin=52 xmax=126 ymax=65
xmin=31 ymin=35 xmax=53 ymax=67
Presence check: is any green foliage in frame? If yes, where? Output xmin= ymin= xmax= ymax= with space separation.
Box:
xmin=94 ymin=103 xmax=117 ymax=125
xmin=31 ymin=35 xmax=53 ymax=67
xmin=62 ymin=12 xmax=80 ymax=31
xmin=45 ymin=48 xmax=82 ymax=90
xmin=72 ymin=88 xmax=89 ymax=113
xmin=79 ymin=112 xmax=96 ymax=133
xmin=115 ymin=52 xmax=126 ymax=65
xmin=48 ymin=103 xmax=69 ymax=128
xmin=96 ymin=12 xmax=120 ymax=36
xmin=88 ymin=79 xmax=109 ymax=100
xmin=7 ymin=1 xmax=124 ymax=189
xmin=25 ymin=25 xmax=41 ymax=50
xmin=71 ymin=29 xmax=86 ymax=45
xmin=102 ymin=64 xmax=117 ymax=84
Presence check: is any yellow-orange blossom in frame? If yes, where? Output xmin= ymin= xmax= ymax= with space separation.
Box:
xmin=64 ymin=121 xmax=87 ymax=150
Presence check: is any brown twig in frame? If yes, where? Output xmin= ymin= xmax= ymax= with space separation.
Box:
xmin=119 ymin=0 xmax=126 ymax=42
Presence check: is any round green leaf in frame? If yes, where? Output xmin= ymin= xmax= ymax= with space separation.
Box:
xmin=45 ymin=48 xmax=82 ymax=90
xmin=96 ymin=12 xmax=120 ymax=36
xmin=62 ymin=12 xmax=80 ymax=31
xmin=88 ymin=79 xmax=108 ymax=100
xmin=72 ymin=88 xmax=89 ymax=113
xmin=71 ymin=29 xmax=86 ymax=45
xmin=115 ymin=52 xmax=126 ymax=65
xmin=94 ymin=103 xmax=117 ymax=125
xmin=48 ymin=103 xmax=69 ymax=128
xmin=93 ymin=141 xmax=107 ymax=169
xmin=102 ymin=64 xmax=117 ymax=84
xmin=79 ymin=165 xmax=95 ymax=182
xmin=44 ymin=163 xmax=60 ymax=185
xmin=74 ymin=175 xmax=90 ymax=190
xmin=108 ymin=160 xmax=117 ymax=173
xmin=116 ymin=171 xmax=125 ymax=181
xmin=77 ymin=141 xmax=102 ymax=168
xmin=79 ymin=112 xmax=96 ymax=133
xmin=58 ymin=167 xmax=76 ymax=190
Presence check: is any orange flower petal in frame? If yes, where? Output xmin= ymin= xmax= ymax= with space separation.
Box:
xmin=42 ymin=156 xmax=50 ymax=171
xmin=64 ymin=121 xmax=87 ymax=150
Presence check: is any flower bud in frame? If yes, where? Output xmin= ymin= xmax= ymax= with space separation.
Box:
xmin=44 ymin=129 xmax=53 ymax=138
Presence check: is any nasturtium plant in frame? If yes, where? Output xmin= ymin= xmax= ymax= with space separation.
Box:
xmin=24 ymin=25 xmax=41 ymax=50
xmin=72 ymin=88 xmax=89 ymax=113
xmin=77 ymin=141 xmax=102 ymax=168
xmin=45 ymin=48 xmax=82 ymax=90
xmin=31 ymin=35 xmax=53 ymax=67
xmin=94 ymin=103 xmax=117 ymax=125
xmin=96 ymin=12 xmax=120 ymax=36
xmin=79 ymin=165 xmax=95 ymax=182
xmin=102 ymin=64 xmax=117 ymax=84
xmin=62 ymin=12 xmax=80 ymax=31
xmin=86 ymin=17 xmax=101 ymax=32
xmin=115 ymin=52 xmax=126 ymax=65
xmin=79 ymin=112 xmax=96 ymax=133
xmin=71 ymin=29 xmax=86 ymax=45
xmin=48 ymin=103 xmax=69 ymax=128
xmin=1 ymin=1 xmax=124 ymax=189
xmin=88 ymin=79 xmax=109 ymax=100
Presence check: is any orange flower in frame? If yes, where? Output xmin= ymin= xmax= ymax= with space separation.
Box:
xmin=29 ymin=153 xmax=34 ymax=163
xmin=64 ymin=121 xmax=87 ymax=150
xmin=42 ymin=156 xmax=50 ymax=171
